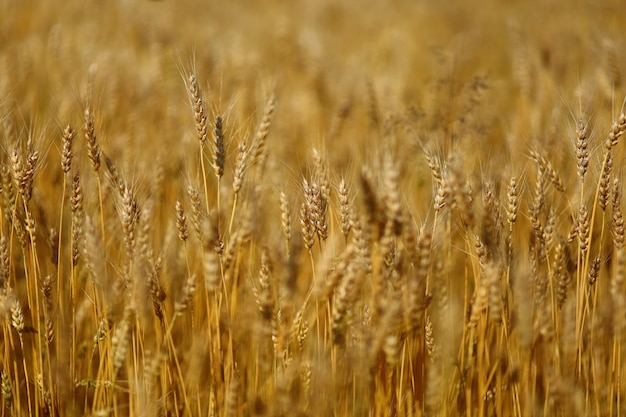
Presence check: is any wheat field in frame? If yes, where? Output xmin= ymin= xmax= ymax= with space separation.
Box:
xmin=1 ymin=0 xmax=626 ymax=416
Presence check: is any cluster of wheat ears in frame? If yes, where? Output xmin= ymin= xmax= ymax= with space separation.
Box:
xmin=3 ymin=1 xmax=626 ymax=416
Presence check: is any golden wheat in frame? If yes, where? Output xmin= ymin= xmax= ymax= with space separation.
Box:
xmin=3 ymin=1 xmax=626 ymax=416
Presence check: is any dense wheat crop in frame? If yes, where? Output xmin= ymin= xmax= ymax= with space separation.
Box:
xmin=2 ymin=0 xmax=626 ymax=416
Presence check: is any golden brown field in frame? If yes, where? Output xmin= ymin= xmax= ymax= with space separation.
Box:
xmin=2 ymin=0 xmax=626 ymax=415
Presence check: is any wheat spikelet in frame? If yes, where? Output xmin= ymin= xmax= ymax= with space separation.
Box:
xmin=84 ymin=107 xmax=101 ymax=172
xmin=41 ymin=274 xmax=54 ymax=344
xmin=425 ymin=150 xmax=448 ymax=210
xmin=588 ymin=253 xmax=601 ymax=285
xmin=612 ymin=177 xmax=625 ymax=249
xmin=147 ymin=256 xmax=165 ymax=328
xmin=279 ymin=190 xmax=291 ymax=257
xmin=103 ymin=152 xmax=125 ymax=194
xmin=576 ymin=204 xmax=590 ymax=253
xmin=543 ymin=207 xmax=557 ymax=250
xmin=382 ymin=155 xmax=403 ymax=235
xmin=0 ymin=237 xmax=8 ymax=290
xmin=9 ymin=148 xmax=23 ymax=197
xmin=434 ymin=185 xmax=447 ymax=213
xmin=553 ymin=240 xmax=569 ymax=309
xmin=529 ymin=149 xmax=565 ymax=192
xmin=599 ymin=151 xmax=613 ymax=211
xmin=222 ymin=230 xmax=239 ymax=273
xmin=187 ymin=74 xmax=208 ymax=146
xmin=300 ymin=362 xmax=312 ymax=408
xmin=312 ymin=148 xmax=330 ymax=203
xmin=606 ymin=110 xmax=626 ymax=149
xmin=61 ymin=124 xmax=74 ymax=175
xmin=12 ymin=148 xmax=38 ymax=203
xmin=300 ymin=201 xmax=315 ymax=251
xmin=529 ymin=166 xmax=546 ymax=243
xmin=136 ymin=197 xmax=155 ymax=264
xmin=70 ymin=172 xmax=84 ymax=266
xmin=187 ymin=185 xmax=204 ymax=242
xmin=11 ymin=209 xmax=27 ymax=249
xmin=232 ymin=140 xmax=249 ymax=195
xmin=213 ymin=115 xmax=225 ymax=179
xmin=425 ymin=314 xmax=438 ymax=361
xmin=300 ymin=180 xmax=316 ymax=251
xmin=119 ymin=184 xmax=140 ymax=266
xmin=175 ymin=200 xmax=189 ymax=243
xmin=296 ymin=313 xmax=309 ymax=351
xmin=311 ymin=181 xmax=328 ymax=242
xmin=70 ymin=172 xmax=83 ymax=213
xmin=91 ymin=317 xmax=108 ymax=353
xmin=337 ymin=178 xmax=351 ymax=241
xmin=1 ymin=370 xmax=11 ymax=410
xmin=10 ymin=296 xmax=25 ymax=346
xmin=425 ymin=151 xmax=444 ymax=184
xmin=254 ymin=249 xmax=273 ymax=321
xmin=252 ymin=93 xmax=276 ymax=165
xmin=1 ymin=167 xmax=15 ymax=225
xmin=575 ymin=118 xmax=589 ymax=179
xmin=318 ymin=243 xmax=355 ymax=299
xmin=23 ymin=206 xmax=35 ymax=245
